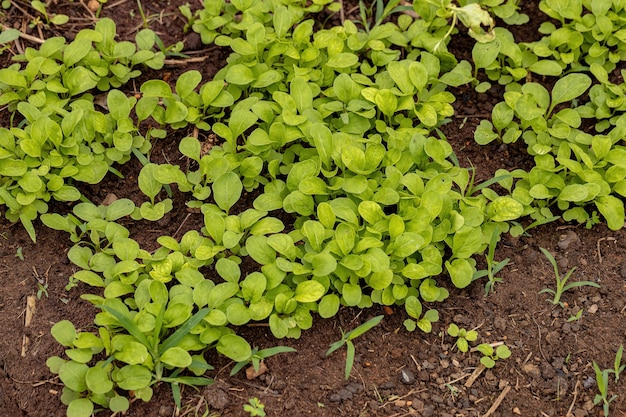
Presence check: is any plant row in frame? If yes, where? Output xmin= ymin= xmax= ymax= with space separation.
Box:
xmin=0 ymin=0 xmax=625 ymax=416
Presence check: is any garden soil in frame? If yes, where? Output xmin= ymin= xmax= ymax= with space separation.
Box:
xmin=1 ymin=1 xmax=626 ymax=416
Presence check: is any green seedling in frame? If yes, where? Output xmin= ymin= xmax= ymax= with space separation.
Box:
xmin=447 ymin=323 xmax=478 ymax=353
xmin=36 ymin=282 xmax=48 ymax=299
xmin=609 ymin=345 xmax=625 ymax=383
xmin=326 ymin=316 xmax=383 ymax=380
xmin=243 ymin=397 xmax=266 ymax=417
xmin=566 ymin=309 xmax=583 ymax=322
xmin=477 ymin=343 xmax=511 ymax=368
xmin=30 ymin=0 xmax=68 ymax=26
xmin=15 ymin=246 xmax=24 ymax=260
xmin=356 ymin=0 xmax=412 ymax=32
xmin=0 ymin=26 xmax=19 ymax=55
xmin=593 ymin=361 xmax=618 ymax=417
xmin=472 ymin=228 xmax=510 ymax=296
xmin=538 ymin=248 xmax=600 ymax=306
xmin=230 ymin=345 xmax=296 ymax=376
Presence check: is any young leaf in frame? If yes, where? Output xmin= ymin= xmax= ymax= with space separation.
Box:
xmin=213 ymin=172 xmax=242 ymax=212
xmin=550 ymin=74 xmax=592 ymax=111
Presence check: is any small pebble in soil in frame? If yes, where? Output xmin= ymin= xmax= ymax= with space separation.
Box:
xmin=588 ymin=304 xmax=598 ymax=314
xmin=337 ymin=388 xmax=353 ymax=401
xmin=521 ymin=363 xmax=541 ymax=379
xmin=400 ymin=368 xmax=415 ymax=384
xmin=346 ymin=382 xmax=362 ymax=393
xmin=328 ymin=393 xmax=341 ymax=402
xmin=513 ymin=407 xmax=522 ymax=415
xmin=582 ymin=377 xmax=595 ymax=389
xmin=557 ymin=231 xmax=580 ymax=251
xmin=494 ymin=316 xmax=507 ymax=331
xmin=159 ymin=405 xmax=173 ymax=417
xmin=379 ymin=381 xmax=395 ymax=390
xmin=203 ymin=386 xmax=230 ymax=410
xmin=422 ymin=405 xmax=435 ymax=417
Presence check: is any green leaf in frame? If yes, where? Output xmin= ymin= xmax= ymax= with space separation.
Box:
xmin=51 ymin=320 xmax=77 ymax=347
xmin=596 ymin=195 xmax=625 ymax=231
xmin=85 ymin=366 xmax=113 ymax=394
xmin=405 ymin=296 xmax=422 ymax=319
xmin=213 ymin=172 xmax=242 ymax=212
xmin=446 ymin=258 xmax=473 ymax=288
xmin=0 ymin=28 xmax=20 ymax=44
xmin=58 ymin=361 xmax=88 ymax=392
xmin=138 ymin=164 xmax=162 ymax=201
xmin=439 ymin=61 xmax=473 ymax=86
xmin=558 ymin=184 xmax=589 ymax=202
xmin=64 ymin=38 xmax=91 ymax=67
xmin=551 ymin=74 xmax=591 ymax=109
xmin=67 ymin=398 xmax=94 ymax=417
xmin=451 ymin=226 xmax=483 ymax=259
xmin=225 ymin=64 xmax=255 ymax=85
xmin=245 ymin=235 xmax=276 ymax=265
xmin=528 ymin=60 xmax=562 ymax=76
xmin=0 ymin=68 xmax=27 ymax=88
xmin=488 ymin=196 xmax=524 ymax=222
xmin=115 ymin=340 xmax=149 ymax=365
xmin=273 ymin=6 xmax=292 ymax=38
xmin=375 ymin=89 xmax=398 ymax=117
xmin=161 ymin=347 xmax=192 ymax=368
xmin=241 ymin=272 xmax=266 ymax=302
xmin=290 ymin=76 xmax=313 ymax=113
xmin=342 ymin=283 xmax=362 ymax=306
xmin=215 ymin=258 xmax=241 ymax=283
xmin=229 ymin=109 xmax=258 ymax=140
xmin=176 ymin=70 xmax=202 ymax=99
xmin=115 ymin=365 xmax=152 ymax=390
xmin=318 ymin=294 xmax=340 ymax=318
xmin=302 ymin=220 xmax=326 ymax=252
xmin=217 ymin=334 xmax=251 ymax=362
xmin=294 ymin=280 xmax=325 ymax=303
xmin=109 ymin=395 xmax=130 ymax=412
xmin=419 ymin=278 xmax=440 ymax=302
xmin=472 ymin=39 xmax=500 ymax=69
xmin=326 ymin=53 xmax=359 ymax=68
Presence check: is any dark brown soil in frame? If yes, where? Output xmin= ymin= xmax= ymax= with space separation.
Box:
xmin=1 ymin=2 xmax=626 ymax=417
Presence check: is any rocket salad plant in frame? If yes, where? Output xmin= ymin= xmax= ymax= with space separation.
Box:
xmin=0 ymin=0 xmax=622 ymax=415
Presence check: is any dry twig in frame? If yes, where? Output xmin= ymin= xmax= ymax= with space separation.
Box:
xmin=482 ymin=382 xmax=511 ymax=417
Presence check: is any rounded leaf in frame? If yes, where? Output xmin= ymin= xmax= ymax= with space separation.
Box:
xmin=216 ymin=334 xmax=251 ymax=362
xmin=67 ymin=398 xmax=94 ymax=417
xmin=294 ymin=280 xmax=325 ymax=303
xmin=85 ymin=366 xmax=113 ymax=394
xmin=115 ymin=365 xmax=152 ymax=390
xmin=51 ymin=320 xmax=77 ymax=347
xmin=160 ymin=347 xmax=192 ymax=368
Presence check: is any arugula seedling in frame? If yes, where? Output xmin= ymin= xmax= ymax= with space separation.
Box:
xmin=243 ymin=397 xmax=266 ymax=417
xmin=566 ymin=309 xmax=583 ymax=323
xmin=477 ymin=343 xmax=511 ymax=368
xmin=538 ymin=247 xmax=600 ymax=306
xmin=447 ymin=323 xmax=478 ymax=353
xmin=30 ymin=0 xmax=69 ymax=26
xmin=593 ymin=361 xmax=618 ymax=417
xmin=230 ymin=345 xmax=297 ymax=376
xmin=326 ymin=315 xmax=383 ymax=380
